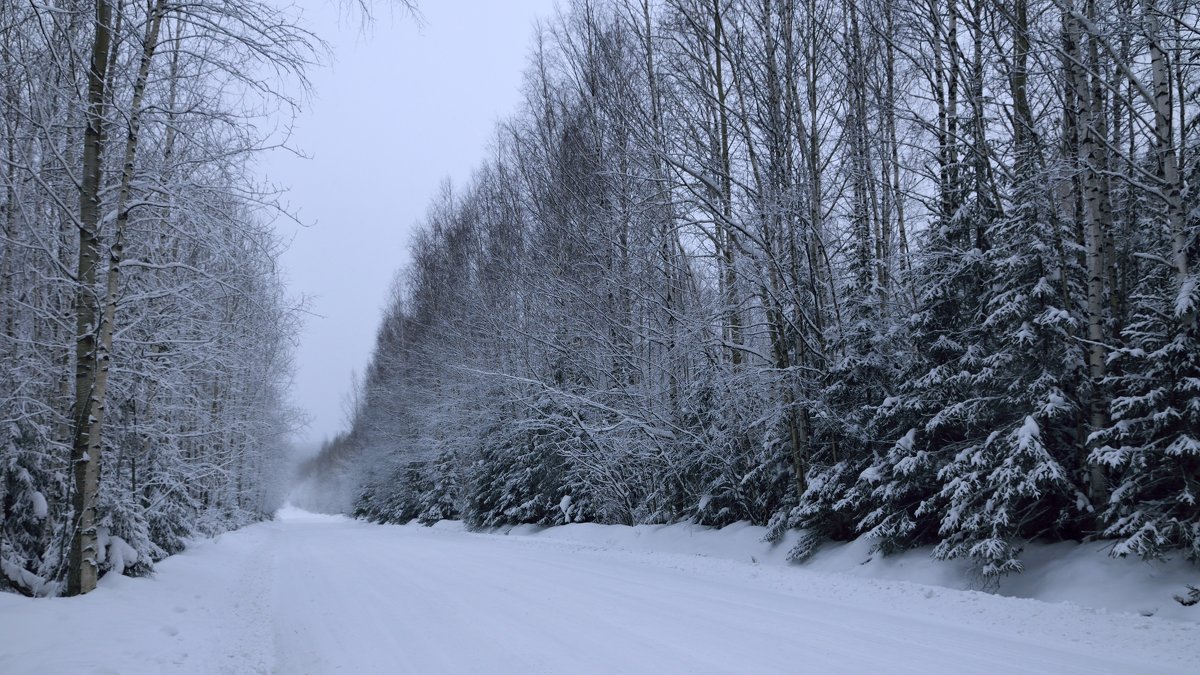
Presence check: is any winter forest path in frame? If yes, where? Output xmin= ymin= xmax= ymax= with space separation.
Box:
xmin=2 ymin=507 xmax=1197 ymax=674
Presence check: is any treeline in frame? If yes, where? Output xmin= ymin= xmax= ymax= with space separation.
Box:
xmin=1 ymin=1 xmax=314 ymax=595
xmin=318 ymin=0 xmax=1199 ymax=575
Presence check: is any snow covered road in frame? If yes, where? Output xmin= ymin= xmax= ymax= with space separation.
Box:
xmin=2 ymin=507 xmax=1196 ymax=674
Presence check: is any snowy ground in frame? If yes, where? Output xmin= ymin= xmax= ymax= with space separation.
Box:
xmin=495 ymin=518 xmax=1200 ymax=623
xmin=1 ymin=508 xmax=1197 ymax=674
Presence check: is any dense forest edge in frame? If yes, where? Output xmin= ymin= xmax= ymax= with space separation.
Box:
xmin=1 ymin=1 xmax=315 ymax=596
xmin=298 ymin=0 xmax=1200 ymax=578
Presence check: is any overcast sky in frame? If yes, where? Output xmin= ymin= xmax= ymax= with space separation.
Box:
xmin=262 ymin=0 xmax=558 ymax=450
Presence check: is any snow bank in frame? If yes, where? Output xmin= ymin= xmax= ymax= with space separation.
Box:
xmin=446 ymin=520 xmax=1200 ymax=623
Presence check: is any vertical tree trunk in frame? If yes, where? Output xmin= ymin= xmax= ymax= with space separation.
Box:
xmin=1 ymin=26 xmax=16 ymax=343
xmin=1064 ymin=1 xmax=1111 ymax=512
xmin=1143 ymin=0 xmax=1188 ymax=290
xmin=1010 ymin=0 xmax=1033 ymax=149
xmin=883 ymin=0 xmax=911 ymax=298
xmin=928 ymin=0 xmax=959 ymax=226
xmin=847 ymin=1 xmax=874 ymax=293
xmin=946 ymin=0 xmax=961 ymax=216
xmin=68 ymin=0 xmax=114 ymax=597
xmin=68 ymin=0 xmax=166 ymax=595
xmin=710 ymin=0 xmax=744 ymax=367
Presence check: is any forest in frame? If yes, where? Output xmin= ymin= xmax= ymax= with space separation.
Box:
xmin=301 ymin=0 xmax=1200 ymax=577
xmin=1 ymin=0 xmax=314 ymax=596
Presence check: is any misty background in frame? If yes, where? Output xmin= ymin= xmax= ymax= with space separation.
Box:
xmin=263 ymin=0 xmax=556 ymax=453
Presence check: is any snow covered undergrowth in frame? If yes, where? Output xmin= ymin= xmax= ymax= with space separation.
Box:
xmin=1 ymin=506 xmax=1197 ymax=674
xmin=463 ymin=519 xmax=1200 ymax=624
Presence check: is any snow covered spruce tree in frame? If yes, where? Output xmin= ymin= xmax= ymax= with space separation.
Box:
xmin=1 ymin=0 xmax=313 ymax=596
xmin=1091 ymin=0 xmax=1200 ymax=561
xmin=855 ymin=0 xmax=1097 ymax=575
xmin=300 ymin=0 xmax=1200 ymax=576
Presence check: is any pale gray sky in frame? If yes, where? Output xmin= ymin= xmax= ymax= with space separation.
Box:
xmin=264 ymin=1 xmax=558 ymax=449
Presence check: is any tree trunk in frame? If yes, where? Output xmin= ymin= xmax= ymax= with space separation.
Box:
xmin=1143 ymin=0 xmax=1188 ymax=291
xmin=1064 ymin=1 xmax=1111 ymax=513
xmin=68 ymin=0 xmax=114 ymax=598
xmin=68 ymin=0 xmax=165 ymax=595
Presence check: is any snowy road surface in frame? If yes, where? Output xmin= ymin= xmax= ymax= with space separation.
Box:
xmin=1 ymin=508 xmax=1196 ymax=674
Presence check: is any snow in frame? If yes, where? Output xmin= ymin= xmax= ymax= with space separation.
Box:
xmin=1174 ymin=275 xmax=1196 ymax=317
xmin=29 ymin=491 xmax=48 ymax=519
xmin=106 ymin=536 xmax=140 ymax=576
xmin=1 ymin=506 xmax=1196 ymax=674
xmin=1015 ymin=415 xmax=1041 ymax=450
xmin=94 ymin=528 xmax=139 ymax=574
xmin=0 ymin=559 xmax=54 ymax=599
xmin=499 ymin=519 xmax=1200 ymax=622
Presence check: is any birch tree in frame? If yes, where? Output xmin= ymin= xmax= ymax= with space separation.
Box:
xmin=1 ymin=0 xmax=316 ymax=596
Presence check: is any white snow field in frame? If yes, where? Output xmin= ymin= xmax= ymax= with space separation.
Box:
xmin=1 ymin=507 xmax=1197 ymax=675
